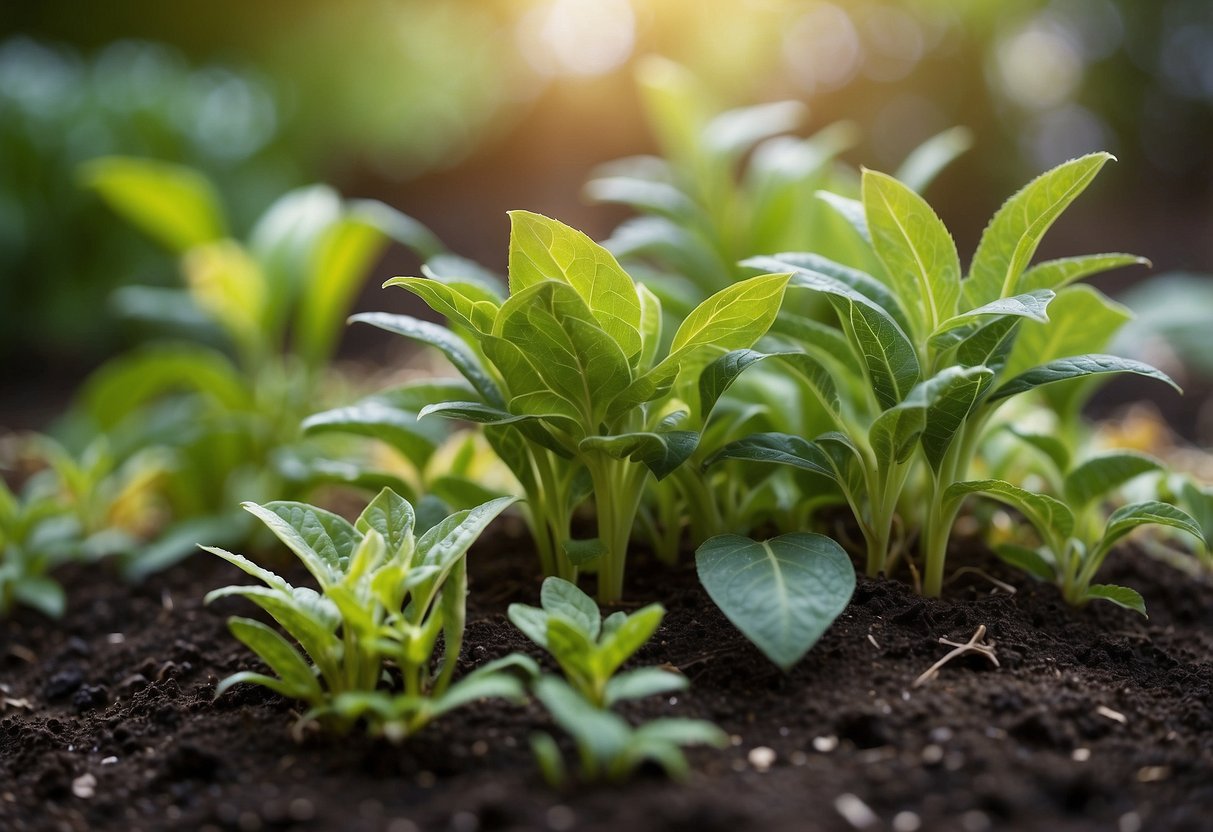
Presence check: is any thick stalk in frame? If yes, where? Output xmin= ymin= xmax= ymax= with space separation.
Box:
xmin=921 ymin=420 xmax=984 ymax=596
xmin=586 ymin=454 xmax=646 ymax=603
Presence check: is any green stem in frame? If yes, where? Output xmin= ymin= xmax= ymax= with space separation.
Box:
xmin=586 ymin=454 xmax=646 ymax=604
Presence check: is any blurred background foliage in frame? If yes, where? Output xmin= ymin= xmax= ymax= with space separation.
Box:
xmin=2 ymin=0 xmax=1211 ymax=422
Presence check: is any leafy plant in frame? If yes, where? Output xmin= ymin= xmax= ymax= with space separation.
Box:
xmin=204 ymin=488 xmax=535 ymax=739
xmin=359 ymin=210 xmax=790 ymax=602
xmin=68 ymin=158 xmax=442 ymax=574
xmin=509 ymin=577 xmax=725 ymax=785
xmin=711 ymin=152 xmax=1171 ymax=596
xmin=509 ymin=577 xmax=685 ymax=708
xmin=0 ymin=474 xmax=76 ymax=618
xmin=528 ymin=676 xmax=726 ymax=787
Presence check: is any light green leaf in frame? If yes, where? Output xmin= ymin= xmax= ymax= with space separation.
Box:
xmin=1004 ymin=426 xmax=1071 ymax=475
xmin=920 ymin=366 xmax=994 ymax=471
xmin=355 ymin=488 xmax=415 ymax=561
xmin=862 ymin=168 xmax=961 ymax=334
xmin=243 ymin=501 xmax=360 ymax=587
xmin=12 ymin=577 xmax=66 ymax=619
xmin=296 ymin=215 xmax=385 ymax=367
xmin=579 ymin=431 xmax=699 ymax=480
xmin=414 ymin=496 xmax=518 ymax=578
xmin=81 ymin=156 xmax=226 ymax=252
xmin=994 ymin=543 xmax=1056 ymax=582
xmin=636 ymin=283 xmax=663 ymax=371
xmin=583 ymin=177 xmax=700 ymax=221
xmin=533 ymin=676 xmax=631 ymax=765
xmin=667 ymin=272 xmax=791 ymax=360
xmin=929 ymin=290 xmax=1054 ymax=349
xmin=507 ymin=602 xmax=551 ymax=649
xmin=750 ymin=252 xmax=912 ymax=334
xmin=815 ymin=191 xmax=871 ymax=243
xmin=385 ymin=276 xmax=498 ymax=333
xmin=604 ymin=668 xmax=687 ymax=707
xmin=430 ymin=672 xmax=528 ymax=718
xmin=349 ymin=312 xmax=504 ymax=407
xmin=943 ymin=479 xmax=1074 ymax=550
xmin=1064 ymin=453 xmax=1163 ymax=510
xmin=541 ymin=577 xmax=601 ymax=640
xmin=989 ymin=354 xmax=1179 ymax=403
xmin=965 ymin=152 xmax=1113 ymax=305
xmin=1085 ymin=584 xmax=1147 ymax=616
xmin=695 ymin=533 xmax=855 ymax=671
xmin=1002 ymin=285 xmax=1132 ymax=380
xmin=1017 ymin=253 xmax=1150 ymax=294
xmin=507 ymin=211 xmax=642 ymax=360
xmin=596 ymin=604 xmax=665 ymax=678
xmin=198 ymin=545 xmax=291 ymax=592
xmin=703 ymin=100 xmax=805 ymax=157
xmin=302 ymin=400 xmax=439 ymax=467
xmin=226 ymin=616 xmax=322 ymax=701
xmin=1098 ymin=501 xmax=1204 ymax=556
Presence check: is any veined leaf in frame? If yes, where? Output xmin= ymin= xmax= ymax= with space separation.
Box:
xmin=1097 ymin=501 xmax=1204 ymax=557
xmin=965 ymin=152 xmax=1113 ymax=305
xmin=540 ymin=577 xmax=601 ymax=639
xmin=1017 ymin=253 xmax=1150 ymax=294
xmin=815 ymin=191 xmax=871 ymax=243
xmin=1085 ymin=584 xmax=1147 ymax=616
xmin=497 ymin=281 xmax=633 ymax=425
xmin=350 ymin=312 xmax=503 ymax=407
xmin=943 ymin=479 xmax=1074 ymax=550
xmin=355 ymin=488 xmax=415 ymax=561
xmin=776 ymin=267 xmax=919 ymax=410
xmin=668 ymin=272 xmax=791 ymax=360
xmin=952 ymin=315 xmax=1023 ymax=377
xmin=1064 ymin=453 xmax=1163 ymax=510
xmin=870 ymin=366 xmax=989 ymax=470
xmin=242 ymin=501 xmax=360 ymax=587
xmin=507 ymin=211 xmax=642 ymax=360
xmin=1001 ymin=285 xmax=1132 ymax=380
xmin=226 ymin=616 xmax=322 ymax=701
xmin=750 ymin=252 xmax=911 ymax=334
xmin=705 ymin=432 xmax=838 ymax=480
xmin=302 ymin=400 xmax=439 ymax=466
xmin=920 ymin=366 xmax=994 ymax=471
xmin=579 ymin=430 xmax=699 ymax=480
xmin=862 ymin=168 xmax=961 ymax=334
xmin=989 ymin=354 xmax=1179 ymax=402
xmin=698 ymin=349 xmax=840 ymax=423
xmin=929 ymin=290 xmax=1054 ymax=349
xmin=695 ymin=533 xmax=855 ymax=671
xmin=385 ymin=277 xmax=497 ymax=333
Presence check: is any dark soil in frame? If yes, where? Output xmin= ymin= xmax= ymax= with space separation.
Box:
xmin=2 ymin=526 xmax=1212 ymax=832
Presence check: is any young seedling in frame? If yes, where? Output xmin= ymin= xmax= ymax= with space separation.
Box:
xmin=359 ymin=210 xmax=790 ymax=601
xmin=204 ymin=488 xmax=536 ymax=739
xmin=509 ymin=577 xmax=725 ymax=785
xmin=712 ymin=153 xmax=1171 ymax=596
xmin=509 ymin=577 xmax=686 ymax=708
xmin=0 ymin=476 xmax=76 ymax=619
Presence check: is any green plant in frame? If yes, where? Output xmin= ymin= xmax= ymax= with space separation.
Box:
xmin=0 ymin=475 xmax=76 ymax=618
xmin=529 ymin=676 xmax=727 ymax=787
xmin=509 ymin=577 xmax=684 ymax=708
xmin=204 ymin=488 xmax=535 ymax=739
xmin=509 ymin=577 xmax=725 ymax=785
xmin=359 ymin=210 xmax=790 ymax=602
xmin=711 ymin=153 xmax=1172 ymax=596
xmin=68 ymin=158 xmax=442 ymax=574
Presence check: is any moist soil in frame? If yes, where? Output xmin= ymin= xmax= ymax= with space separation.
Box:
xmin=2 ymin=524 xmax=1212 ymax=832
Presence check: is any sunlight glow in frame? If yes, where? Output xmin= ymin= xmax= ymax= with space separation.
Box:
xmin=516 ymin=0 xmax=636 ymax=78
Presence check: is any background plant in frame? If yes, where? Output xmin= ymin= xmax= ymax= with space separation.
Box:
xmin=204 ymin=487 xmax=534 ymax=739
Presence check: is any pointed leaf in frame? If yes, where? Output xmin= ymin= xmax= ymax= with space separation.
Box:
xmin=242 ymin=501 xmax=359 ymax=587
xmin=1064 ymin=453 xmax=1163 ymax=510
xmin=943 ymin=479 xmax=1073 ymax=549
xmin=596 ymin=604 xmax=665 ymax=678
xmin=1017 ymin=253 xmax=1150 ymax=294
xmin=1085 ymin=584 xmax=1147 ymax=616
xmin=604 ymin=668 xmax=688 ymax=707
xmin=668 ymin=272 xmax=791 ymax=360
xmin=226 ymin=617 xmax=321 ymax=701
xmin=1100 ymin=501 xmax=1204 ymax=554
xmin=994 ymin=543 xmax=1057 ymax=582
xmin=385 ymin=277 xmax=497 ymax=333
xmin=815 ymin=191 xmax=871 ymax=243
xmin=990 ymin=355 xmax=1179 ymax=403
xmin=355 ymin=488 xmax=415 ymax=561
xmin=894 ymin=126 xmax=973 ymax=193
xmin=695 ymin=533 xmax=855 ymax=671
xmin=540 ymin=577 xmax=601 ymax=640
xmin=966 ymin=152 xmax=1114 ymax=305
xmin=579 ymin=431 xmax=699 ymax=480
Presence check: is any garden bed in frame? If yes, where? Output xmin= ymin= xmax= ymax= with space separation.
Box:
xmin=3 ymin=529 xmax=1211 ymax=832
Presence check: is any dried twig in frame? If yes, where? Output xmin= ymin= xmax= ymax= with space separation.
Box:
xmin=946 ymin=567 xmax=1017 ymax=595
xmin=913 ymin=625 xmax=1000 ymax=688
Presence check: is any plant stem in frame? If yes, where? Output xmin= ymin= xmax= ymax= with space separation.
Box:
xmin=586 ymin=454 xmax=646 ymax=603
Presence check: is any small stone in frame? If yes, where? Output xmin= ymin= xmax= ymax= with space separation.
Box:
xmin=748 ymin=746 xmax=777 ymax=772
xmin=288 ymin=798 xmax=315 ymax=821
xmin=101 ymin=757 xmax=118 ymax=765
xmin=1137 ymin=766 xmax=1170 ymax=782
xmin=892 ymin=811 xmax=922 ymax=832
xmin=107 ymin=633 xmax=125 ymax=645
xmin=920 ymin=744 xmax=944 ymax=764
xmin=1118 ymin=812 xmax=1142 ymax=832
xmin=813 ymin=735 xmax=839 ymax=752
xmin=72 ymin=773 xmax=97 ymax=799
xmin=44 ymin=667 xmax=84 ymax=700
xmin=471 ymin=740 xmax=488 ymax=757
xmin=546 ymin=805 xmax=576 ymax=831
xmin=1071 ymin=748 xmax=1091 ymax=762
xmin=834 ymin=793 xmax=878 ymax=829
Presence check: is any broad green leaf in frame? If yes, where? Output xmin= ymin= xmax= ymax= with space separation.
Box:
xmin=226 ymin=616 xmax=321 ymax=700
xmin=1002 ymin=285 xmax=1132 ymax=380
xmin=199 ymin=545 xmax=291 ymax=592
xmin=965 ymin=153 xmax=1113 ymax=305
xmin=533 ymin=676 xmax=631 ymax=764
xmin=1064 ymin=453 xmax=1163 ymax=510
xmin=214 ymin=671 xmax=307 ymax=700
xmin=497 ymin=281 xmax=633 ymax=425
xmin=604 ymin=668 xmax=687 ymax=707
xmin=579 ymin=431 xmax=699 ymax=480
xmin=583 ymin=176 xmax=700 ymax=221
xmin=1004 ymin=426 xmax=1071 ymax=475
xmin=767 ymin=312 xmax=863 ymax=377
xmin=419 ymin=400 xmax=559 ymax=427
xmin=302 ymin=400 xmax=439 ymax=466
xmin=296 ymin=215 xmax=385 ymax=367
xmin=989 ymin=354 xmax=1179 ymax=403
xmin=12 ymin=577 xmax=66 ymax=619
xmin=1085 ymin=584 xmax=1147 ymax=616
xmin=182 ymin=240 xmax=267 ymax=350
xmin=894 ymin=126 xmax=973 ymax=194
xmin=414 ymin=496 xmax=518 ymax=578
xmin=920 ymin=366 xmax=994 ymax=471
xmin=385 ymin=277 xmax=497 ymax=333
xmin=943 ymin=479 xmax=1074 ymax=550
xmin=242 ymin=501 xmax=359 ymax=587
xmin=952 ymin=315 xmax=1023 ymax=376
xmin=541 ymin=577 xmax=601 ymax=640
xmin=205 ymin=587 xmax=341 ymax=678
xmin=929 ymin=290 xmax=1054 ymax=349
xmin=1181 ymin=480 xmax=1213 ymax=551
xmin=750 ymin=252 xmax=912 ymax=334
xmin=507 ymin=602 xmax=551 ymax=649
xmin=355 ymin=488 xmax=415 ymax=561
xmin=81 ymin=156 xmax=226 ymax=252
xmin=636 ymin=283 xmax=663 ymax=371
xmin=1017 ymin=253 xmax=1150 ymax=294
xmin=862 ymin=168 xmax=961 ymax=334
xmin=698 ymin=349 xmax=837 ymax=424
xmin=668 ymin=272 xmax=791 ymax=359
xmin=78 ymin=344 xmax=248 ymax=430
xmin=706 ymin=432 xmax=844 ymax=484
xmin=546 ymin=616 xmax=597 ymax=685
xmin=430 ymin=672 xmax=528 ymax=717
xmin=507 ymin=211 xmax=642 ymax=360
xmin=349 ymin=312 xmax=504 ymax=407
xmin=596 ymin=604 xmax=664 ymax=678
xmin=777 ymin=267 xmax=919 ymax=410
xmin=1098 ymin=501 xmax=1204 ymax=556
xmin=994 ymin=543 xmax=1056 ymax=582
xmin=563 ymin=537 xmax=606 ymax=567
xmin=695 ymin=533 xmax=855 ymax=671
xmin=530 ymin=732 xmax=566 ymax=788
xmin=633 ymin=717 xmax=728 ymax=749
